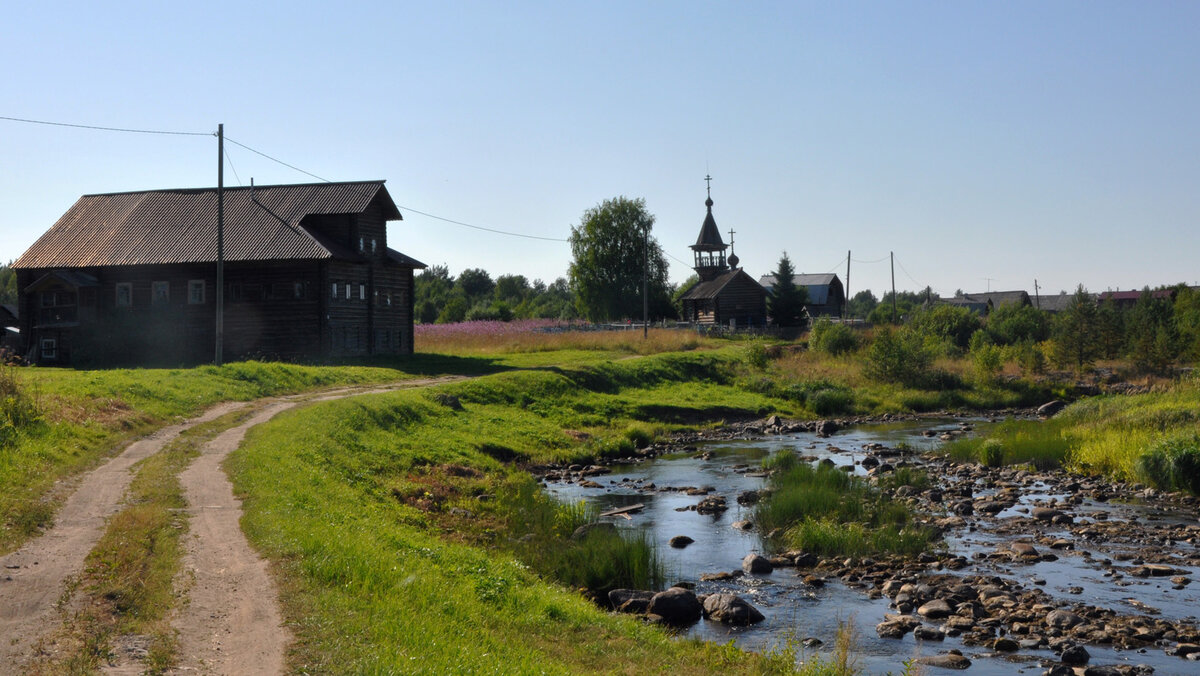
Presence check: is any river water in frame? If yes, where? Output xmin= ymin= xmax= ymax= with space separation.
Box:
xmin=544 ymin=420 xmax=1200 ymax=675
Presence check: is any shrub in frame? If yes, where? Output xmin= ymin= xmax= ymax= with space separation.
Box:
xmin=810 ymin=388 xmax=854 ymax=416
xmin=908 ymin=304 xmax=981 ymax=351
xmin=1015 ymin=341 xmax=1047 ymax=375
xmin=809 ymin=319 xmax=858 ymax=356
xmin=1136 ymin=432 xmax=1200 ymax=494
xmin=744 ymin=341 xmax=770 ymax=370
xmin=971 ymin=343 xmax=1005 ymax=384
xmin=978 ymin=439 xmax=1004 ymax=467
xmin=863 ymin=327 xmax=932 ymax=387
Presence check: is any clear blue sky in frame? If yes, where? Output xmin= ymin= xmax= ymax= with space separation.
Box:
xmin=4 ymin=1 xmax=1199 ymax=300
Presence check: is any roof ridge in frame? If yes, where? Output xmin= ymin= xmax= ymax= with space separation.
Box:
xmin=81 ymin=179 xmax=387 ymax=198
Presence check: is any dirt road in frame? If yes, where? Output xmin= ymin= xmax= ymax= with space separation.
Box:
xmin=0 ymin=402 xmax=247 ymax=671
xmin=0 ymin=377 xmax=462 ymax=675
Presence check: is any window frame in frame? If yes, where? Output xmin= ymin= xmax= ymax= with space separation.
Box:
xmin=152 ymin=281 xmax=170 ymax=306
xmin=188 ymin=280 xmax=205 ymax=305
xmin=41 ymin=338 xmax=57 ymax=360
xmin=115 ymin=282 xmax=133 ymax=307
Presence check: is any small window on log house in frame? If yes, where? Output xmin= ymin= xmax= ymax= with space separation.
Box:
xmin=294 ymin=282 xmax=306 ymax=300
xmin=115 ymin=283 xmax=132 ymax=307
xmin=359 ymin=284 xmax=366 ymax=301
xmin=188 ymin=280 xmax=205 ymax=304
xmin=331 ymin=282 xmax=338 ymax=299
xmin=152 ymin=281 xmax=169 ymax=306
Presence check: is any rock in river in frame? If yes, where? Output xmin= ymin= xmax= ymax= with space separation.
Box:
xmin=742 ymin=553 xmax=774 ymax=574
xmin=701 ymin=593 xmax=765 ymax=625
xmin=918 ymin=598 xmax=954 ymax=619
xmin=914 ymin=653 xmax=972 ymax=670
xmin=646 ymin=587 xmax=702 ymax=625
xmin=669 ymin=535 xmax=694 ymax=548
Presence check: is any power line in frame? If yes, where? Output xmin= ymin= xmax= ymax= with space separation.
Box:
xmin=398 ymin=205 xmax=569 ymax=242
xmin=223 ymin=145 xmax=243 ymax=186
xmin=851 ymin=255 xmax=889 ymax=264
xmin=223 ymin=137 xmax=331 ymax=183
xmin=894 ymin=256 xmax=927 ymax=290
xmin=0 ymin=114 xmax=211 ymax=136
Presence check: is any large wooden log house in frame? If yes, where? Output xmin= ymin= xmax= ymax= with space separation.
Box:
xmin=12 ymin=180 xmax=424 ymax=365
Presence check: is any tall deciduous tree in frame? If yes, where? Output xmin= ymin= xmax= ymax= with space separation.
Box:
xmin=568 ymin=197 xmax=669 ymax=322
xmin=768 ymin=253 xmax=808 ymax=327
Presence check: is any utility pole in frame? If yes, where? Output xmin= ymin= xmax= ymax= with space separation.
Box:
xmin=1034 ymin=279 xmax=1041 ymax=309
xmin=890 ymin=251 xmax=897 ymax=323
xmin=642 ymin=222 xmax=648 ymax=339
xmin=215 ymin=123 xmax=225 ymax=365
xmin=845 ymin=250 xmax=850 ymax=319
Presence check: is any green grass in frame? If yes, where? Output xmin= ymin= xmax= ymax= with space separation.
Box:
xmin=938 ymin=375 xmax=1200 ymax=493
xmin=755 ymin=453 xmax=937 ymax=558
xmin=227 ymin=376 xmax=798 ymax=674
xmin=941 ymin=418 xmax=1072 ymax=471
xmin=0 ymin=360 xmax=436 ymax=555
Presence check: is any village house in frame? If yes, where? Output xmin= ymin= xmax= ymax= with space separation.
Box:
xmin=757 ymin=272 xmax=846 ymax=318
xmin=13 ymin=180 xmax=424 ymax=366
xmin=678 ymin=184 xmax=768 ymax=328
xmin=939 ymin=290 xmax=1031 ymax=314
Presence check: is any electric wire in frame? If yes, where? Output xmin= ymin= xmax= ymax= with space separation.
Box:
xmin=223 ymin=146 xmax=243 ymax=186
xmin=222 ymin=137 xmax=331 ymax=183
xmin=0 ymin=114 xmax=211 ymax=136
xmin=894 ymin=256 xmax=926 ymax=290
xmin=397 ymin=205 xmax=568 ymax=242
xmin=851 ymin=255 xmax=889 ymax=264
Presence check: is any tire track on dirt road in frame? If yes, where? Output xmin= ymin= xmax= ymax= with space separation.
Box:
xmin=165 ymin=378 xmax=464 ymax=675
xmin=0 ymin=376 xmax=465 ymax=674
xmin=0 ymin=402 xmax=248 ymax=672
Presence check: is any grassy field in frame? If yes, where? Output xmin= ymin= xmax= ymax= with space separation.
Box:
xmin=0 ymin=327 xmax=1109 ymax=674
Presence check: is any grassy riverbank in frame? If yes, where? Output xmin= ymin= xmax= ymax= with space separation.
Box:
xmin=227 ymin=357 xmax=802 ymax=674
xmin=944 ymin=374 xmax=1200 ymax=493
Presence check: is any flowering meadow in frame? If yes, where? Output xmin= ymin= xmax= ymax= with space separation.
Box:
xmin=415 ymin=320 xmax=713 ymax=355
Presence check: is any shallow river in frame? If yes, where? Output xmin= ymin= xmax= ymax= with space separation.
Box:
xmin=545 ymin=420 xmax=1200 ymax=676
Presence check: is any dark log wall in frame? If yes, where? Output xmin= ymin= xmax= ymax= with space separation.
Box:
xmin=16 ymin=194 xmax=419 ymax=365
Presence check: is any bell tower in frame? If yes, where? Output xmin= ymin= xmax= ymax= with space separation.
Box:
xmin=691 ymin=175 xmax=729 ymax=282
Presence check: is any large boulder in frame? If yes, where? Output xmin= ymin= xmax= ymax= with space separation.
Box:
xmin=1046 ymin=609 xmax=1083 ymax=629
xmin=914 ymin=653 xmax=971 ymax=670
xmin=701 ymin=593 xmax=765 ymax=625
xmin=645 ymin=587 xmax=702 ymax=625
xmin=742 ymin=553 xmax=774 ymax=574
xmin=816 ymin=420 xmax=840 ymax=437
xmin=918 ymin=598 xmax=954 ymax=619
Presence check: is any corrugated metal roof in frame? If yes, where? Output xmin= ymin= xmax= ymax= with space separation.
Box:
xmin=14 ymin=181 xmax=402 ymax=269
xmin=758 ymin=273 xmax=839 ymax=305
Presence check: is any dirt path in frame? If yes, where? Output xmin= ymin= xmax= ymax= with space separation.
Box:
xmin=168 ymin=379 xmax=461 ymax=675
xmin=167 ymin=400 xmax=296 ymax=675
xmin=0 ymin=402 xmax=247 ymax=672
xmin=0 ymin=376 xmax=464 ymax=674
